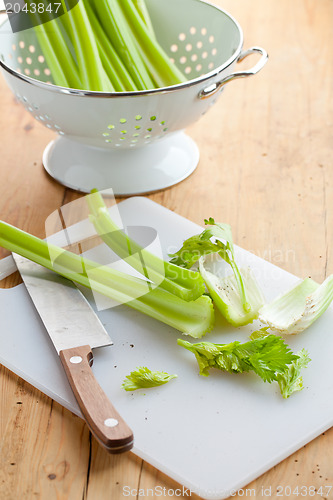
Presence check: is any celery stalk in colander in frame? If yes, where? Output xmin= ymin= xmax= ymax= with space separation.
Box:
xmin=83 ymin=0 xmax=137 ymax=92
xmin=63 ymin=0 xmax=114 ymax=91
xmin=26 ymin=0 xmax=80 ymax=88
xmin=91 ymin=0 xmax=155 ymax=90
xmin=119 ymin=0 xmax=187 ymax=87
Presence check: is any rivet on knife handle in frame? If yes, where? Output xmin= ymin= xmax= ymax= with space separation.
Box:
xmin=59 ymin=345 xmax=134 ymax=454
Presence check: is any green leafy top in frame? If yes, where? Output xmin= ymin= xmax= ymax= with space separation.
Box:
xmin=178 ymin=334 xmax=299 ymax=384
xmin=169 ymin=218 xmax=250 ymax=312
xmin=122 ymin=366 xmax=177 ymax=391
xmin=276 ymin=349 xmax=311 ymax=398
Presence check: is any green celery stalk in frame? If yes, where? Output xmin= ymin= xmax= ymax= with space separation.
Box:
xmin=132 ymin=0 xmax=156 ymax=40
xmin=27 ymin=1 xmax=81 ymax=88
xmin=90 ymin=0 xmax=155 ymax=90
xmin=0 ymin=221 xmax=214 ymax=338
xmin=118 ymin=0 xmax=187 ymax=87
xmin=82 ymin=0 xmax=137 ymax=91
xmin=86 ymin=190 xmax=206 ymax=301
xmin=64 ymin=1 xmax=113 ymax=91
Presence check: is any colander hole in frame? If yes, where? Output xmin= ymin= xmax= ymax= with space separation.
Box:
xmin=135 ymin=125 xmax=141 ymax=129
xmin=209 ymin=35 xmax=215 ymax=43
xmin=120 ymin=118 xmax=127 ymax=123
xmin=38 ymin=55 xmax=45 ymax=63
xmin=170 ymin=57 xmax=175 ymax=64
xmin=132 ymin=139 xmax=138 ymax=143
xmin=8 ymin=53 xmax=13 ymax=59
xmin=28 ymin=106 xmax=33 ymax=112
xmin=44 ymin=68 xmax=51 ymax=75
xmin=135 ymin=115 xmax=142 ymax=120
xmin=22 ymin=96 xmax=27 ymax=102
xmin=19 ymin=41 xmax=25 ymax=48
xmin=170 ymin=44 xmax=178 ymax=53
xmin=145 ymin=135 xmax=151 ymax=139
xmin=54 ymin=124 xmax=61 ymax=129
xmin=103 ymin=132 xmax=109 ymax=137
xmin=120 ymin=137 xmax=125 ymax=140
xmin=191 ymin=54 xmax=198 ymax=62
xmin=201 ymin=28 xmax=207 ymax=35
xmin=189 ymin=27 xmax=196 ymax=35
xmin=179 ymin=56 xmax=186 ymax=64
xmin=24 ymin=68 xmax=30 ymax=75
xmin=59 ymin=131 xmax=65 ymax=135
xmin=121 ymin=130 xmax=127 ymax=134
xmin=208 ymin=62 xmax=214 ymax=69
xmin=133 ymin=133 xmax=139 ymax=137
xmin=29 ymin=45 xmax=36 ymax=53
xmin=106 ymin=139 xmax=112 ymax=143
xmin=17 ymin=56 xmax=23 ymax=63
xmin=163 ymin=128 xmax=168 ymax=132
xmin=196 ymin=41 xmax=203 ymax=49
xmin=147 ymin=127 xmax=152 ymax=132
xmin=202 ymin=51 xmax=208 ymax=59
xmin=108 ymin=124 xmax=115 ymax=129
xmin=212 ymin=48 xmax=217 ymax=56
xmin=39 ymin=115 xmax=45 ymax=120
xmin=196 ymin=64 xmax=202 ymax=71
xmin=185 ymin=66 xmax=192 ymax=74
xmin=178 ymin=33 xmax=186 ymax=41
xmin=26 ymin=57 xmax=32 ymax=65
xmin=46 ymin=124 xmax=52 ymax=129
xmin=185 ymin=44 xmax=192 ymax=52
xmin=16 ymin=68 xmax=21 ymax=73
xmin=160 ymin=121 xmax=165 ymax=125
xmin=34 ymin=69 xmax=40 ymax=76
xmin=12 ymin=44 xmax=16 ymax=51
xmin=150 ymin=116 xmax=156 ymax=121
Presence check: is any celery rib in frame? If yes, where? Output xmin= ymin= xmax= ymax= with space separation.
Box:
xmin=82 ymin=0 xmax=137 ymax=92
xmin=91 ymin=0 xmax=155 ymax=90
xmin=86 ymin=190 xmax=206 ymax=301
xmin=0 ymin=221 xmax=214 ymax=338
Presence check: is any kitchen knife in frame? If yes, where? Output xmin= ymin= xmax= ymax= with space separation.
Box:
xmin=12 ymin=252 xmax=134 ymax=454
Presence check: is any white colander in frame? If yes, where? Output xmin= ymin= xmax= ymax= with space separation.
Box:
xmin=0 ymin=0 xmax=267 ymax=195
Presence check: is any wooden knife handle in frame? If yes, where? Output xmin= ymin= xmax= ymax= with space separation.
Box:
xmin=59 ymin=345 xmax=134 ymax=454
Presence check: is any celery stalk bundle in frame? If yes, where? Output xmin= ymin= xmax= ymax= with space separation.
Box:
xmin=29 ymin=0 xmax=187 ymax=91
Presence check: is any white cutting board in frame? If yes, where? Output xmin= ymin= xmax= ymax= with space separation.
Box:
xmin=0 ymin=197 xmax=332 ymax=500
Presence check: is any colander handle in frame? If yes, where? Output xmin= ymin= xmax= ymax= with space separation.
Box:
xmin=199 ymin=46 xmax=268 ymax=100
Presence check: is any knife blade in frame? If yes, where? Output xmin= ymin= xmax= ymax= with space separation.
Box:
xmin=12 ymin=252 xmax=134 ymax=454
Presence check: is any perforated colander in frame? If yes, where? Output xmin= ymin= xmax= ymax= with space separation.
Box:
xmin=0 ymin=0 xmax=267 ymax=195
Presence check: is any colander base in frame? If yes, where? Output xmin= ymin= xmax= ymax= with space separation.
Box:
xmin=42 ymin=132 xmax=199 ymax=196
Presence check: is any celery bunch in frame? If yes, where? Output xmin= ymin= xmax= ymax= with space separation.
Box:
xmin=0 ymin=220 xmax=214 ymax=338
xmin=29 ymin=0 xmax=187 ymax=91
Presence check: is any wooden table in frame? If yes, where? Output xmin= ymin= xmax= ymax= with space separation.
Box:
xmin=1 ymin=0 xmax=332 ymax=498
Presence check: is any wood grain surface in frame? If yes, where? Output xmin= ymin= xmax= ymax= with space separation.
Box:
xmin=1 ymin=0 xmax=332 ymax=498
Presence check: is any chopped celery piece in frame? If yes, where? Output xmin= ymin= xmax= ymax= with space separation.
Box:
xmin=122 ymin=367 xmax=177 ymax=391
xmin=199 ymin=258 xmax=265 ymax=326
xmin=0 ymin=221 xmax=214 ymax=338
xmin=170 ymin=218 xmax=251 ymax=313
xmin=276 ymin=349 xmax=311 ymax=398
xmin=178 ymin=334 xmax=299 ymax=383
xmin=86 ymin=190 xmax=206 ymax=302
xmin=259 ymin=276 xmax=333 ymax=334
